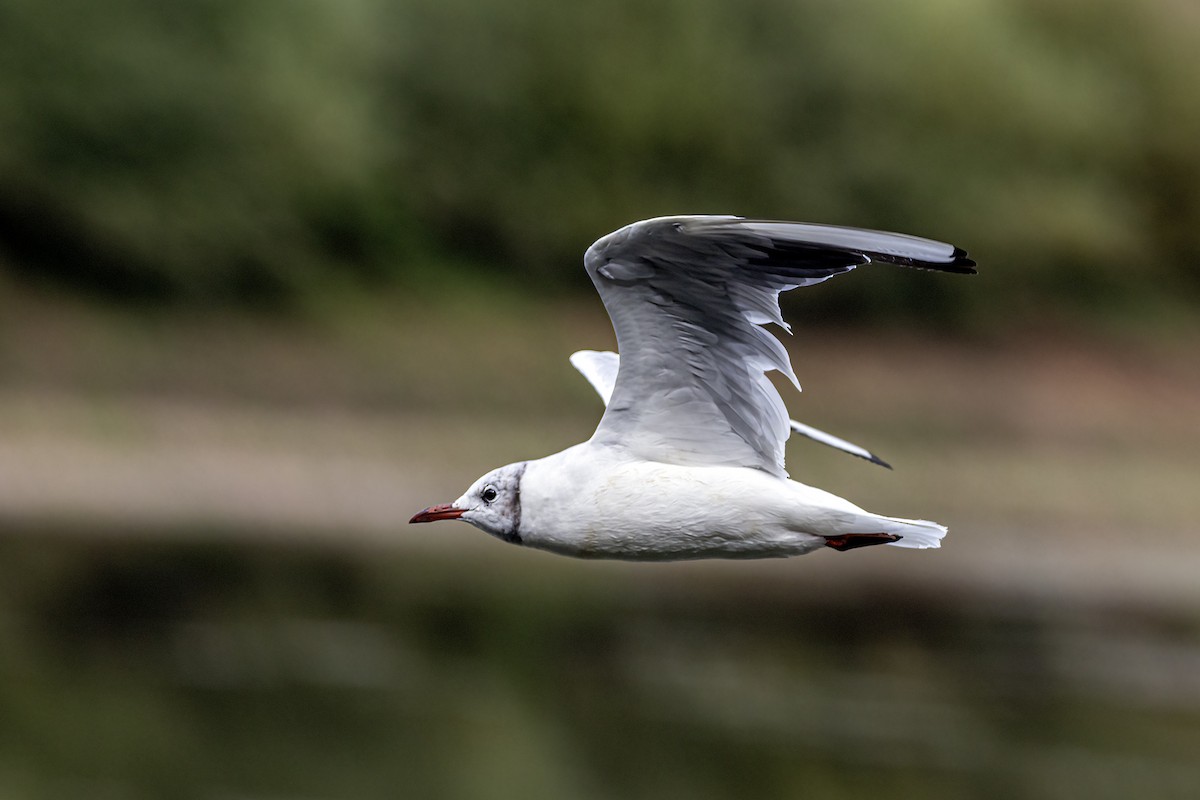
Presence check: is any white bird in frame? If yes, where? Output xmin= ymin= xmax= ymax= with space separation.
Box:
xmin=410 ymin=215 xmax=975 ymax=560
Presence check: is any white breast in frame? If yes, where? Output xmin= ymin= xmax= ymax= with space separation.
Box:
xmin=517 ymin=444 xmax=844 ymax=561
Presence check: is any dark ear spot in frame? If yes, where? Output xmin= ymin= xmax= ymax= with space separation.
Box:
xmin=496 ymin=463 xmax=527 ymax=545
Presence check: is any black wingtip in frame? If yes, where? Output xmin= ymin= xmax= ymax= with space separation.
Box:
xmin=872 ymin=247 xmax=977 ymax=275
xmin=864 ymin=452 xmax=894 ymax=470
xmin=945 ymin=247 xmax=977 ymax=275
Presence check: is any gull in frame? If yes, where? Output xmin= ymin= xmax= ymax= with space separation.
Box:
xmin=411 ymin=215 xmax=975 ymax=560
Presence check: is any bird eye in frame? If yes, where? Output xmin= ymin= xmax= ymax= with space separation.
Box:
xmin=481 ymin=485 xmax=498 ymax=504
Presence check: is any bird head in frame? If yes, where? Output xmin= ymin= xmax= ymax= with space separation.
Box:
xmin=409 ymin=461 xmax=527 ymax=544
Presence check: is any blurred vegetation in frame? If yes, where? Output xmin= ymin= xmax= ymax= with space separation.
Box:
xmin=1 ymin=0 xmax=1198 ymax=325
xmin=2 ymin=5 xmax=1199 ymax=796
xmin=4 ymin=535 xmax=1200 ymax=800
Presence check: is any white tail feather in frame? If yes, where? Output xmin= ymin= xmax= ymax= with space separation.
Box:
xmin=876 ymin=516 xmax=947 ymax=549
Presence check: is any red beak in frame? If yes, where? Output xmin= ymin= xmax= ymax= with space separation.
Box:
xmin=409 ymin=504 xmax=465 ymax=524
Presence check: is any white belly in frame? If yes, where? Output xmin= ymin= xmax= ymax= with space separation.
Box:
xmin=517 ymin=446 xmax=861 ymax=560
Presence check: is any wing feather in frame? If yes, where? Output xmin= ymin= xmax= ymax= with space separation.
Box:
xmin=582 ymin=215 xmax=974 ymax=476
xmin=572 ymin=349 xmax=893 ymax=469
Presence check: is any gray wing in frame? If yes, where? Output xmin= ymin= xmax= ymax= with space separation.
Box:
xmin=571 ymin=349 xmax=892 ymax=469
xmin=569 ymin=350 xmax=619 ymax=405
xmin=583 ymin=215 xmax=974 ymax=477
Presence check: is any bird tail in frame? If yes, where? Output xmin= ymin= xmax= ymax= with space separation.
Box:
xmin=822 ymin=510 xmax=947 ymax=550
xmin=788 ymin=484 xmax=949 ymax=550
xmin=873 ymin=515 xmax=947 ymax=549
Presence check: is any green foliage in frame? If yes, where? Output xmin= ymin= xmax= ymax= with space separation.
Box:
xmin=0 ymin=0 xmax=1197 ymax=321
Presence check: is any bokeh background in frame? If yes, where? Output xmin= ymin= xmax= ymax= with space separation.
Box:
xmin=2 ymin=0 xmax=1199 ymax=797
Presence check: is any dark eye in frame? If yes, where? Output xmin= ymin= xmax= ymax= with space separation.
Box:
xmin=481 ymin=485 xmax=498 ymax=504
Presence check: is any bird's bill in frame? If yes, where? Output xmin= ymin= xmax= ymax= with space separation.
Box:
xmin=409 ymin=504 xmax=465 ymax=524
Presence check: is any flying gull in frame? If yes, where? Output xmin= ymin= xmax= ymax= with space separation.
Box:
xmin=411 ymin=215 xmax=975 ymax=560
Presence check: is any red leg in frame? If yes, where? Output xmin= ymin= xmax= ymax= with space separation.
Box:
xmin=823 ymin=533 xmax=902 ymax=552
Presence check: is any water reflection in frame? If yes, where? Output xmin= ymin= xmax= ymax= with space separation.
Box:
xmin=1 ymin=535 xmax=1198 ymax=799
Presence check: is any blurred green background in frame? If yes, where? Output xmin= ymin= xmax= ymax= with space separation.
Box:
xmin=1 ymin=0 xmax=1199 ymax=798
